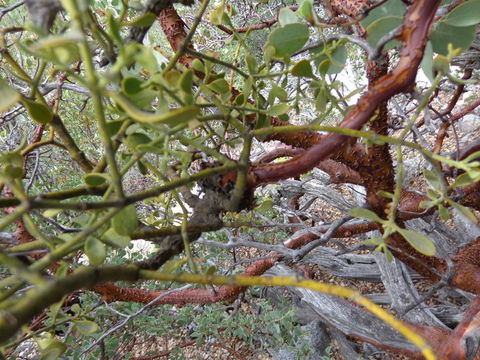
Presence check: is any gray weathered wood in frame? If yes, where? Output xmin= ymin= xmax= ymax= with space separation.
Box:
xmin=268 ymin=265 xmax=420 ymax=353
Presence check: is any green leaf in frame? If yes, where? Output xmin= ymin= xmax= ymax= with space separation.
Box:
xmin=0 ymin=78 xmax=21 ymax=113
xmin=450 ymin=201 xmax=478 ymax=223
xmin=192 ymin=59 xmax=204 ymax=73
xmin=361 ymin=0 xmax=406 ymax=28
xmin=84 ymin=173 xmax=109 ymax=187
xmin=109 ymin=91 xmax=200 ymax=124
xmin=122 ymin=77 xmax=144 ymax=95
xmin=123 ymin=12 xmax=156 ymax=27
xmin=264 ymin=45 xmax=276 ymax=64
xmin=463 ymin=150 xmax=480 ymax=163
xmin=452 ymin=172 xmax=476 ymax=187
xmin=207 ymin=78 xmax=230 ymax=94
xmin=383 ymin=246 xmax=394 ymax=263
xmin=424 ymin=170 xmax=443 ymax=190
xmin=296 ymin=0 xmax=314 ymax=22
xmin=30 ymin=32 xmax=83 ymax=51
xmin=180 ymin=69 xmax=194 ymax=93
xmin=366 ymin=16 xmax=402 ymax=49
xmin=234 ymin=92 xmax=245 ymax=105
xmin=419 ymin=200 xmax=434 ymax=209
xmin=265 ymin=23 xmax=309 ymax=58
xmin=397 ymin=228 xmax=436 ymax=256
xmin=439 ymin=205 xmax=450 ymax=220
xmin=112 ymin=205 xmax=138 ymax=236
xmin=256 ymin=198 xmax=273 ymax=213
xmin=38 ymin=339 xmax=66 ymax=360
xmin=22 ymin=98 xmax=53 ymax=124
xmin=269 ymin=83 xmax=288 ymax=102
xmin=291 ymin=59 xmax=314 ymax=78
xmin=209 ymin=3 xmax=225 ymax=25
xmin=163 ymin=70 xmax=182 ymax=88
xmin=73 ymin=320 xmax=99 ymax=335
xmin=430 ymin=23 xmax=476 ymax=55
xmin=315 ymin=89 xmax=327 ymax=112
xmin=107 ymin=11 xmax=122 ymax=44
xmin=349 ymin=208 xmax=384 ymax=223
xmin=1 ymin=151 xmax=24 ymax=179
xmin=84 ymin=237 xmax=106 ymax=265
xmin=43 ymin=209 xmax=62 ymax=218
xmin=376 ymin=190 xmax=394 ymax=199
xmin=279 ymin=8 xmax=299 ymax=26
xmin=420 ymin=41 xmax=434 ymax=82
xmin=136 ymin=46 xmax=160 ymax=73
xmin=445 ymin=0 xmax=480 ymax=26
xmin=245 ymin=54 xmax=258 ymax=74
xmin=106 ymin=120 xmax=124 ymax=136
xmin=426 ymin=189 xmax=438 ymax=200
xmin=266 ymin=103 xmax=290 ymax=116
xmin=103 ymin=228 xmax=131 ymax=248
xmin=311 ymin=42 xmax=347 ymax=75
xmin=125 ymin=133 xmax=152 ymax=149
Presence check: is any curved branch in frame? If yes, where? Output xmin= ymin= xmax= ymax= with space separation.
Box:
xmin=251 ymin=0 xmax=441 ymax=184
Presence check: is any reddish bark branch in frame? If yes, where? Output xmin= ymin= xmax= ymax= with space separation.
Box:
xmin=251 ymin=0 xmax=441 ymax=184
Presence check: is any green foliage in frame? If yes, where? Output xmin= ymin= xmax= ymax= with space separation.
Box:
xmin=430 ymin=22 xmax=476 ymax=55
xmin=444 ymin=0 xmax=480 ymax=26
xmin=265 ymin=23 xmax=309 ymax=59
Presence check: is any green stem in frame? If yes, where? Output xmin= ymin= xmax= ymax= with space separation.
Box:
xmin=229 ymin=133 xmax=252 ymax=211
xmin=66 ymin=0 xmax=124 ymax=197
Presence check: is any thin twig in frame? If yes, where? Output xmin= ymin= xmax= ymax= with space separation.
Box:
xmin=81 ymin=284 xmax=193 ymax=357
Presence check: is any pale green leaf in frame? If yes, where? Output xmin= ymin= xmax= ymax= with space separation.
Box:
xmin=103 ymin=228 xmax=131 ymax=248
xmin=452 ymin=172 xmax=476 ymax=187
xmin=112 ymin=205 xmax=138 ymax=236
xmin=398 ymin=229 xmax=436 ymax=256
xmin=208 ymin=79 xmax=230 ymax=94
xmin=420 ymin=41 xmax=434 ymax=82
xmin=430 ymin=23 xmax=476 ymax=55
xmin=349 ymin=208 xmax=384 ymax=223
xmin=0 ymin=78 xmax=21 ymax=113
xmin=366 ymin=16 xmax=402 ymax=49
xmin=245 ymin=54 xmax=258 ymax=74
xmin=445 ymin=0 xmax=480 ymax=27
xmin=125 ymin=133 xmax=152 ymax=149
xmin=424 ymin=170 xmax=443 ymax=191
xmin=256 ymin=198 xmax=273 ymax=213
xmin=296 ymin=0 xmax=314 ymax=22
xmin=73 ymin=320 xmax=99 ymax=335
xmin=22 ymin=98 xmax=53 ymax=124
xmin=361 ymin=0 xmax=406 ymax=28
xmin=265 ymin=23 xmax=309 ymax=58
xmin=291 ymin=59 xmax=314 ymax=78
xmin=279 ymin=8 xmax=299 ymax=26
xmin=450 ymin=201 xmax=478 ymax=223
xmin=84 ymin=237 xmax=106 ymax=265
xmin=84 ymin=173 xmax=109 ymax=187
xmin=43 ymin=209 xmax=62 ymax=218
xmin=180 ymin=69 xmax=194 ymax=93
xmin=266 ymin=103 xmax=290 ymax=116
